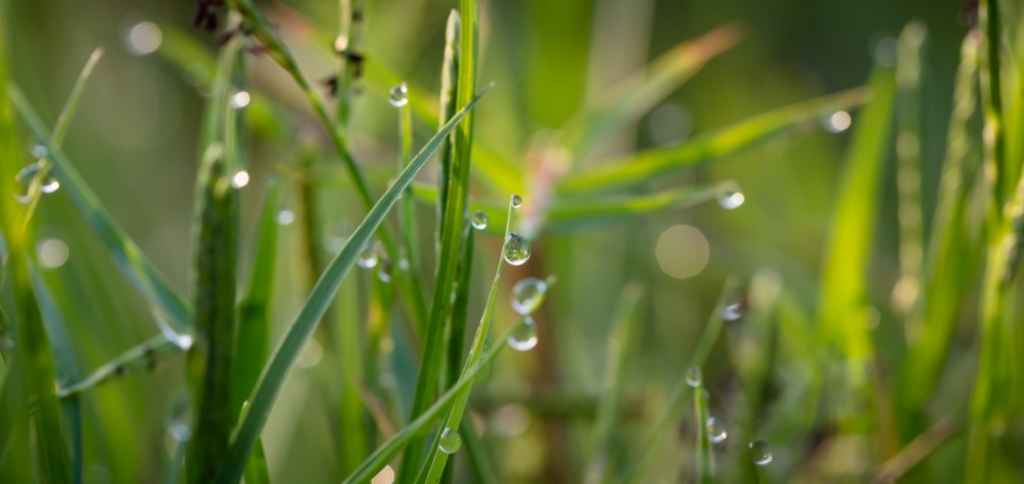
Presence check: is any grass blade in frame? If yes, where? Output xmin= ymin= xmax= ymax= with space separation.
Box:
xmin=8 ymin=87 xmax=193 ymax=336
xmin=557 ymin=87 xmax=867 ymax=195
xmin=817 ymin=65 xmax=895 ymax=386
xmin=214 ymin=91 xmax=485 ymax=484
xmin=693 ymin=388 xmax=712 ymax=484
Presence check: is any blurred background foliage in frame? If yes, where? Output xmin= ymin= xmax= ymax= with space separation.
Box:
xmin=3 ymin=0 xmax=987 ymax=482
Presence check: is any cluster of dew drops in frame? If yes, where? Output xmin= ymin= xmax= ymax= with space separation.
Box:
xmin=683 ymin=302 xmax=774 ymax=468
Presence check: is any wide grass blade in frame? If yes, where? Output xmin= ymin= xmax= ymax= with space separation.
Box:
xmin=8 ymin=87 xmax=193 ymax=335
xmin=557 ymin=87 xmax=867 ymax=195
xmin=214 ymin=91 xmax=485 ymax=484
xmin=817 ymin=65 xmax=895 ymax=387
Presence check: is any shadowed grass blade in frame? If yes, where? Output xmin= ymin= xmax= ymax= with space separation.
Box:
xmin=213 ymin=91 xmax=485 ymax=484
xmin=557 ymin=87 xmax=867 ymax=195
xmin=818 ymin=65 xmax=895 ymax=387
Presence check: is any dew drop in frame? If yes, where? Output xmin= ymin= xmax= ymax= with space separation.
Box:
xmin=507 ymin=316 xmax=539 ymax=351
xmin=168 ymin=420 xmax=191 ymax=443
xmin=231 ymin=170 xmax=250 ymax=189
xmin=126 ymin=21 xmax=162 ymax=56
xmin=748 ymin=440 xmax=773 ymax=466
xmin=438 ymin=427 xmax=462 ymax=454
xmin=377 ymin=259 xmax=392 ymax=283
xmin=511 ymin=277 xmax=548 ymax=315
xmin=397 ymin=257 xmax=410 ymax=271
xmin=37 ymin=238 xmax=70 ymax=269
xmin=718 ymin=191 xmax=745 ymax=210
xmin=471 ymin=211 xmax=488 ymax=230
xmin=230 ymin=90 xmax=251 ymax=110
xmin=173 ymin=334 xmax=195 ymax=351
xmin=30 ymin=144 xmax=48 ymax=159
xmin=722 ymin=303 xmax=743 ymax=321
xmin=358 ymin=245 xmax=379 ymax=269
xmin=706 ymin=416 xmax=727 ymax=444
xmin=503 ymin=233 xmax=531 ymax=266
xmin=824 ymin=110 xmax=852 ymax=133
xmin=41 ymin=179 xmax=61 ymax=194
xmin=276 ymin=209 xmax=295 ymax=226
xmin=685 ymin=366 xmax=702 ymax=388
xmin=388 ymin=83 xmax=409 ymax=108
xmin=511 ymin=194 xmax=523 ymax=208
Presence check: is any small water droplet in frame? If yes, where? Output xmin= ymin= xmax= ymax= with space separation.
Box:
xmin=511 ymin=277 xmax=548 ymax=315
xmin=174 ymin=334 xmax=194 ymax=351
xmin=706 ymin=416 xmax=727 ymax=444
xmin=718 ymin=191 xmax=745 ymax=210
xmin=685 ymin=366 xmax=702 ymax=388
xmin=503 ymin=233 xmax=531 ymax=266
xmin=377 ymin=259 xmax=392 ymax=283
xmin=126 ymin=21 xmax=162 ymax=56
xmin=438 ymin=427 xmax=462 ymax=454
xmin=169 ymin=421 xmax=191 ymax=443
xmin=30 ymin=144 xmax=48 ymax=159
xmin=748 ymin=440 xmax=773 ymax=466
xmin=15 ymin=162 xmax=60 ymax=202
xmin=823 ymin=110 xmax=852 ymax=133
xmin=358 ymin=245 xmax=379 ymax=269
xmin=511 ymin=194 xmax=523 ymax=208
xmin=397 ymin=258 xmax=410 ymax=271
xmin=37 ymin=238 xmax=70 ymax=269
xmin=507 ymin=316 xmax=538 ymax=351
xmin=41 ymin=179 xmax=60 ymax=194
xmin=276 ymin=209 xmax=295 ymax=226
xmin=722 ymin=303 xmax=743 ymax=321
xmin=471 ymin=211 xmax=488 ymax=230
xmin=230 ymin=90 xmax=251 ymax=109
xmin=231 ymin=170 xmax=250 ymax=189
xmin=388 ymin=83 xmax=409 ymax=108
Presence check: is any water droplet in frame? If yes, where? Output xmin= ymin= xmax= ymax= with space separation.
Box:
xmin=230 ymin=90 xmax=251 ymax=110
xmin=471 ymin=211 xmax=488 ymax=230
xmin=722 ymin=303 xmax=743 ymax=321
xmin=276 ymin=209 xmax=295 ymax=226
xmin=685 ymin=366 xmax=702 ymax=388
xmin=438 ymin=427 xmax=462 ymax=454
xmin=41 ymin=179 xmax=60 ymax=194
xmin=503 ymin=233 xmax=531 ymax=266
xmin=511 ymin=194 xmax=523 ymax=208
xmin=706 ymin=416 xmax=727 ymax=444
xmin=397 ymin=258 xmax=410 ymax=271
xmin=718 ymin=191 xmax=745 ymax=210
xmin=173 ymin=334 xmax=194 ymax=351
xmin=511 ymin=277 xmax=548 ymax=315
xmin=507 ymin=316 xmax=539 ymax=351
xmin=824 ymin=110 xmax=852 ymax=133
xmin=231 ymin=170 xmax=250 ymax=189
xmin=30 ymin=144 xmax=48 ymax=159
xmin=168 ymin=420 xmax=191 ymax=443
xmin=748 ymin=440 xmax=773 ymax=466
xmin=358 ymin=245 xmax=379 ymax=269
xmin=37 ymin=238 xmax=70 ymax=269
xmin=126 ymin=21 xmax=162 ymax=56
xmin=388 ymin=83 xmax=409 ymax=108
xmin=377 ymin=259 xmax=392 ymax=283
xmin=15 ymin=162 xmax=59 ymax=201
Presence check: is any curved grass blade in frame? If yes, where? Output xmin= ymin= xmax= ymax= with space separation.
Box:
xmin=818 ymin=66 xmax=896 ymax=387
xmin=214 ymin=91 xmax=485 ymax=484
xmin=620 ymin=278 xmax=737 ymax=484
xmin=557 ymin=87 xmax=867 ymax=195
xmin=569 ymin=25 xmax=741 ymax=155
xmin=8 ymin=87 xmax=192 ymax=335
xmin=341 ymin=324 xmax=515 ymax=484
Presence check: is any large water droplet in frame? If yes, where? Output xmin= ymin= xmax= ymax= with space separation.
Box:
xmin=718 ymin=191 xmax=745 ymax=210
xmin=706 ymin=416 xmax=727 ymax=444
xmin=503 ymin=233 xmax=531 ymax=266
xmin=824 ymin=110 xmax=852 ymax=133
xmin=126 ymin=21 xmax=162 ymax=56
xmin=507 ymin=316 xmax=538 ymax=351
xmin=722 ymin=303 xmax=743 ymax=321
xmin=511 ymin=194 xmax=523 ymax=208
xmin=231 ymin=170 xmax=250 ymax=189
xmin=37 ymin=238 xmax=70 ymax=269
xmin=358 ymin=245 xmax=379 ymax=269
xmin=471 ymin=211 xmax=488 ymax=230
xmin=748 ymin=440 xmax=773 ymax=466
xmin=438 ymin=427 xmax=462 ymax=454
xmin=388 ymin=83 xmax=409 ymax=108
xmin=511 ymin=277 xmax=548 ymax=315
xmin=685 ymin=366 xmax=702 ymax=388
xmin=230 ymin=90 xmax=251 ymax=110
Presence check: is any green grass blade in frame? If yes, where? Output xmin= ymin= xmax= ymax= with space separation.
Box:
xmin=342 ymin=324 xmax=515 ymax=484
xmin=557 ymin=87 xmax=867 ymax=195
xmin=694 ymin=387 xmax=712 ymax=484
xmin=569 ymin=25 xmax=740 ymax=155
xmin=892 ymin=22 xmax=926 ymax=314
xmin=436 ymin=10 xmax=460 ymax=247
xmin=585 ymin=284 xmax=642 ymax=483
xmin=8 ymin=87 xmax=193 ymax=336
xmin=817 ymin=65 xmax=895 ymax=386
xmin=214 ymin=91 xmax=485 ymax=484
xmin=621 ymin=278 xmax=738 ymax=484
xmin=900 ymin=31 xmax=981 ymax=430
